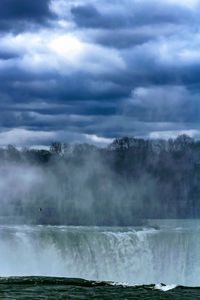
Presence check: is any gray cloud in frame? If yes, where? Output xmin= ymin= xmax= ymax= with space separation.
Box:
xmin=71 ymin=1 xmax=193 ymax=29
xmin=0 ymin=0 xmax=56 ymax=32
xmin=121 ymin=85 xmax=200 ymax=123
xmin=0 ymin=0 xmax=200 ymax=146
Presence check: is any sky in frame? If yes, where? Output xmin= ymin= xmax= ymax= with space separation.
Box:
xmin=0 ymin=0 xmax=200 ymax=147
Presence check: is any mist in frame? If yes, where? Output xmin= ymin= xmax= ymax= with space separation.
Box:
xmin=0 ymin=144 xmax=159 ymax=225
xmin=0 ymin=135 xmax=199 ymax=225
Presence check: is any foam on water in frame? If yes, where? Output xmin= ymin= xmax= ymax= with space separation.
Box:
xmin=155 ymin=284 xmax=177 ymax=291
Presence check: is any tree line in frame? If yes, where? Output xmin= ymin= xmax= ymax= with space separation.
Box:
xmin=0 ymin=134 xmax=200 ymax=225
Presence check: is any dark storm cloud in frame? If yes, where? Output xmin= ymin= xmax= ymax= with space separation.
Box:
xmin=0 ymin=0 xmax=55 ymax=32
xmin=0 ymin=50 xmax=20 ymax=60
xmin=71 ymin=2 xmax=192 ymax=29
xmin=0 ymin=0 xmax=200 ymax=145
xmin=0 ymin=74 xmax=128 ymax=105
xmin=93 ymin=30 xmax=156 ymax=49
xmin=71 ymin=1 xmax=199 ymax=51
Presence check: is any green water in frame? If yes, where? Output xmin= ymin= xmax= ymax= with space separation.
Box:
xmin=0 ymin=277 xmax=200 ymax=300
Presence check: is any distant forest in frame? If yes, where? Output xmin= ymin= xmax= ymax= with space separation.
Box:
xmin=1 ymin=134 xmax=200 ymax=225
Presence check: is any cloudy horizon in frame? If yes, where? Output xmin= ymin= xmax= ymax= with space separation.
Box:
xmin=1 ymin=0 xmax=200 ymax=147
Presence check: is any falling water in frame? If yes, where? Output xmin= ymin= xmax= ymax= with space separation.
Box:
xmin=0 ymin=220 xmax=200 ymax=286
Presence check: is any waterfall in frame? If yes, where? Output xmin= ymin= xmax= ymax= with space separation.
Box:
xmin=0 ymin=222 xmax=200 ymax=286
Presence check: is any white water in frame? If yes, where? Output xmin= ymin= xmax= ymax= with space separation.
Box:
xmin=0 ymin=220 xmax=200 ymax=286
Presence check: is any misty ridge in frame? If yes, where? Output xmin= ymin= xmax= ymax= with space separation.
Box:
xmin=0 ymin=134 xmax=200 ymax=225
